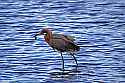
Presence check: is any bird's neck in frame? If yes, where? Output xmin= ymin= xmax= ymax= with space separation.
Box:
xmin=44 ymin=32 xmax=52 ymax=43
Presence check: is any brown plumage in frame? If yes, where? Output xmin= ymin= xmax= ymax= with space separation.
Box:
xmin=35 ymin=28 xmax=80 ymax=70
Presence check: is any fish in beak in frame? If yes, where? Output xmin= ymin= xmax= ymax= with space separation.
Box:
xmin=34 ymin=32 xmax=42 ymax=40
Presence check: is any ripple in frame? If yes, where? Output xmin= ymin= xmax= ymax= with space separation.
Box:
xmin=0 ymin=0 xmax=125 ymax=82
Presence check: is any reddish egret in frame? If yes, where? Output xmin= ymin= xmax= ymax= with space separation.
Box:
xmin=35 ymin=28 xmax=80 ymax=70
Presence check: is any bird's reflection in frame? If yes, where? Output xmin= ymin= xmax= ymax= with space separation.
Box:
xmin=49 ymin=66 xmax=80 ymax=80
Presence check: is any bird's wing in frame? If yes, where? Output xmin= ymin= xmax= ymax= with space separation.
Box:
xmin=49 ymin=38 xmax=79 ymax=52
xmin=49 ymin=38 xmax=65 ymax=51
xmin=52 ymin=34 xmax=75 ymax=42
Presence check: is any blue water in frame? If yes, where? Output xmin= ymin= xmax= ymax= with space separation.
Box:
xmin=0 ymin=0 xmax=125 ymax=83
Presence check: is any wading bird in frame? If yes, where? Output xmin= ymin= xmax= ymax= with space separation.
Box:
xmin=35 ymin=28 xmax=80 ymax=70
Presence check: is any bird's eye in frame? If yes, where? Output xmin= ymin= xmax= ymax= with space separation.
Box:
xmin=43 ymin=33 xmax=47 ymax=35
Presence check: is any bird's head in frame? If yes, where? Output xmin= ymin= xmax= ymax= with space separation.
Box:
xmin=34 ymin=28 xmax=51 ymax=40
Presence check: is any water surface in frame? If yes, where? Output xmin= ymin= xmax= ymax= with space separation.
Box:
xmin=0 ymin=0 xmax=125 ymax=83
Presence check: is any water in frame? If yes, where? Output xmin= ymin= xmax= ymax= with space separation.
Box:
xmin=0 ymin=0 xmax=125 ymax=83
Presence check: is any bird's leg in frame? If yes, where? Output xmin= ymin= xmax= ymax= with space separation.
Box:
xmin=60 ymin=52 xmax=64 ymax=70
xmin=70 ymin=53 xmax=78 ymax=66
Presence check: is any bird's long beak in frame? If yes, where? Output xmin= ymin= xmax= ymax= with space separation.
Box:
xmin=34 ymin=32 xmax=41 ymax=40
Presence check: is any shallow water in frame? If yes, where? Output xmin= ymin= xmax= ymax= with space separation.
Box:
xmin=0 ymin=0 xmax=125 ymax=83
